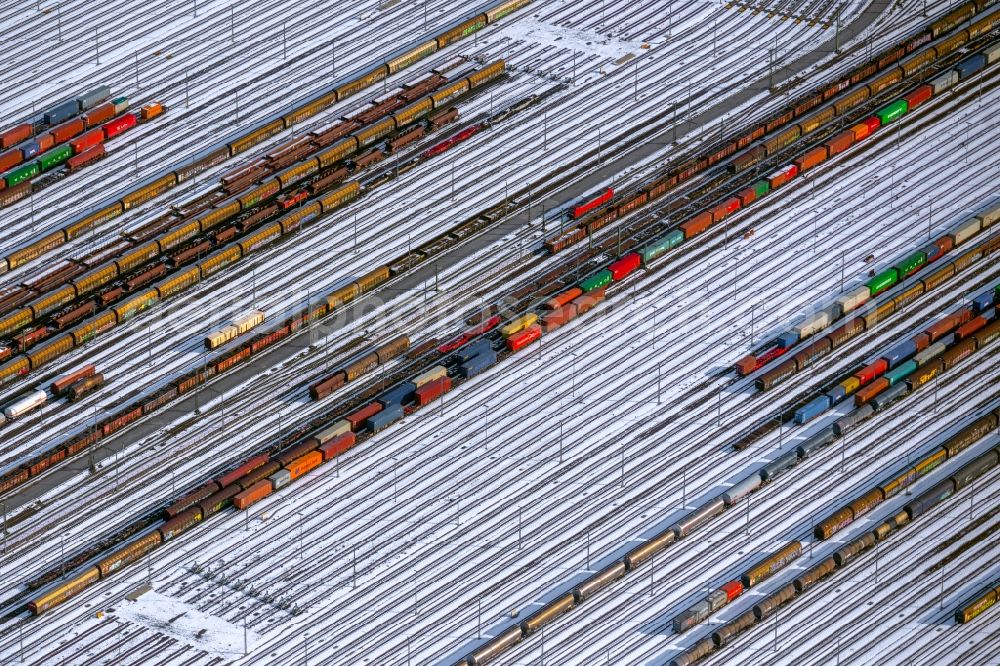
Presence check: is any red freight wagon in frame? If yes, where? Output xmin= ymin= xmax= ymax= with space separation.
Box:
xmin=415 ymin=376 xmax=452 ymax=406
xmin=216 ymin=454 xmax=270 ymax=488
xmin=70 ymin=128 xmax=103 ymax=153
xmin=854 ymin=358 xmax=888 ymax=385
xmin=608 ymin=253 xmax=640 ymax=281
xmin=825 ymin=130 xmax=855 ymax=157
xmin=904 ymin=85 xmax=933 ymax=111
xmin=1 ymin=123 xmax=32 ymax=149
xmin=571 ymin=187 xmax=613 ymax=219
xmin=67 ymin=144 xmax=105 ymax=170
xmin=794 ymin=146 xmax=828 ymax=173
xmin=767 ymin=164 xmax=798 ymax=189
xmin=233 ymin=480 xmax=273 ymax=510
xmin=344 ymin=402 xmax=382 ymax=430
xmin=319 ymin=432 xmax=357 ymax=461
xmin=681 ymin=211 xmax=714 ymax=239
xmin=507 ymin=324 xmax=541 ymax=352
xmin=51 ymin=364 xmax=96 ymax=395
xmin=103 ymin=113 xmax=137 ymax=139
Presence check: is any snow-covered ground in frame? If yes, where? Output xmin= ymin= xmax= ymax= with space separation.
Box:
xmin=1 ymin=0 xmax=998 ymax=664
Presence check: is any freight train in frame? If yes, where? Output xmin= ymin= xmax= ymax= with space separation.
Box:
xmin=0 ymin=60 xmax=506 ymax=358
xmin=543 ymin=1 xmax=1000 ymax=254
xmin=0 ymin=0 xmax=533 ymax=274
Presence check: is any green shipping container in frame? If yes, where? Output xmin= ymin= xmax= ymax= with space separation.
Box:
xmin=866 ymin=268 xmax=899 ymax=296
xmin=884 ymin=359 xmax=917 ymax=385
xmin=580 ymin=269 xmax=613 ymax=292
xmin=39 ymin=144 xmax=73 ymax=171
xmin=5 ymin=161 xmax=39 ymax=187
xmin=876 ymin=100 xmax=908 ymax=125
xmin=753 ymin=180 xmax=770 ymax=198
xmin=640 ymin=230 xmax=684 ymax=265
xmin=895 ymin=251 xmax=926 ymax=276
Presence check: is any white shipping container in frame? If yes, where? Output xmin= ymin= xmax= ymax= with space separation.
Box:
xmin=4 ymin=389 xmax=47 ymax=420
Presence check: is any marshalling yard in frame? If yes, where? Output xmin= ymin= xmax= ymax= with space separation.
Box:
xmin=0 ymin=0 xmax=998 ymax=664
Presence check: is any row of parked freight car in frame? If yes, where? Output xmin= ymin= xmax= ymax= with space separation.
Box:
xmin=543 ymin=1 xmax=1000 ymax=254
xmin=0 ymin=61 xmax=505 ymax=398
xmin=23 ymin=317 xmax=507 ymax=613
xmin=0 ymin=88 xmax=164 ymax=204
xmin=0 ymin=59 xmax=505 ymax=353
xmin=0 ymin=364 xmax=103 ymax=424
xmin=748 ymin=202 xmax=1000 ymax=388
xmin=672 ymin=436 xmax=1000 ymax=666
xmin=0 ymin=0 xmax=534 ymax=274
xmin=789 ymin=284 xmax=1000 ymax=426
xmin=446 ymin=291 xmax=1000 ymax=664
xmin=0 ymin=61 xmax=512 ymax=500
xmin=0 ymin=252 xmax=392 ymax=499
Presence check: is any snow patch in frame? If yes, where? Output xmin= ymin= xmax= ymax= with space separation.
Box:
xmin=497 ymin=19 xmax=645 ymax=61
xmin=114 ymin=589 xmax=260 ymax=657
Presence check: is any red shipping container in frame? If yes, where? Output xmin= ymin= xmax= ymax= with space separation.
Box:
xmin=415 ymin=376 xmax=452 ymax=406
xmin=287 ymin=451 xmax=323 ymax=480
xmin=825 ymin=130 xmax=855 ymax=157
xmin=608 ymin=253 xmax=641 ymax=281
xmin=319 ymin=432 xmax=357 ymax=460
xmin=67 ymin=144 xmax=105 ymax=170
xmin=794 ymin=146 xmax=828 ymax=172
xmin=721 ymin=580 xmax=744 ymax=601
xmin=912 ymin=332 xmax=930 ymax=352
xmin=216 ymin=454 xmax=270 ymax=488
xmin=854 ymin=358 xmax=888 ymax=385
xmin=956 ymin=316 xmax=988 ymax=340
xmin=84 ymin=102 xmax=116 ymax=128
xmin=681 ymin=211 xmax=714 ymax=239
xmin=35 ymin=133 xmax=55 ymax=151
xmin=1 ymin=123 xmax=32 ymax=149
xmin=544 ymin=288 xmax=582 ymax=310
xmin=854 ymin=377 xmax=889 ymax=406
xmin=904 ymin=84 xmax=933 ymax=111
xmin=344 ymin=401 xmax=382 ymax=430
xmin=233 ymin=480 xmax=273 ymax=510
xmin=103 ymin=113 xmax=137 ymax=139
xmin=70 ymin=128 xmax=103 ymax=153
xmin=50 ymin=118 xmax=85 ymax=144
xmin=507 ymin=323 xmax=542 ymax=352
xmin=0 ymin=148 xmax=22 ymax=172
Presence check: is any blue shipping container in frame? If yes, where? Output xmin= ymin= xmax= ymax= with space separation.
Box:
xmin=881 ymin=339 xmax=917 ymax=369
xmin=460 ymin=349 xmax=498 ymax=378
xmin=955 ymin=54 xmax=986 ymax=81
xmin=777 ymin=330 xmax=799 ymax=348
xmin=377 ymin=381 xmax=416 ymax=408
xmin=44 ymin=99 xmax=81 ymax=126
xmin=367 ymin=403 xmax=403 ymax=433
xmin=794 ymin=395 xmax=831 ymax=424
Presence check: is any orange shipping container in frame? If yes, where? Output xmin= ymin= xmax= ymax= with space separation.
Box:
xmin=680 ymin=211 xmax=714 ymax=239
xmin=794 ymin=146 xmax=828 ymax=172
xmin=140 ymin=102 xmax=164 ymax=120
xmin=287 ymin=451 xmax=323 ymax=480
xmin=233 ymin=480 xmax=273 ymax=509
xmin=825 ymin=130 xmax=855 ymax=157
xmin=35 ymin=133 xmax=55 ymax=151
xmin=1 ymin=123 xmax=32 ymax=149
xmin=544 ymin=287 xmax=582 ymax=310
xmin=84 ymin=102 xmax=116 ymax=128
xmin=50 ymin=118 xmax=86 ymax=144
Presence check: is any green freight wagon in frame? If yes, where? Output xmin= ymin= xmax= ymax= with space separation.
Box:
xmin=38 ymin=144 xmax=73 ymax=171
xmin=5 ymin=161 xmax=39 ymax=187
